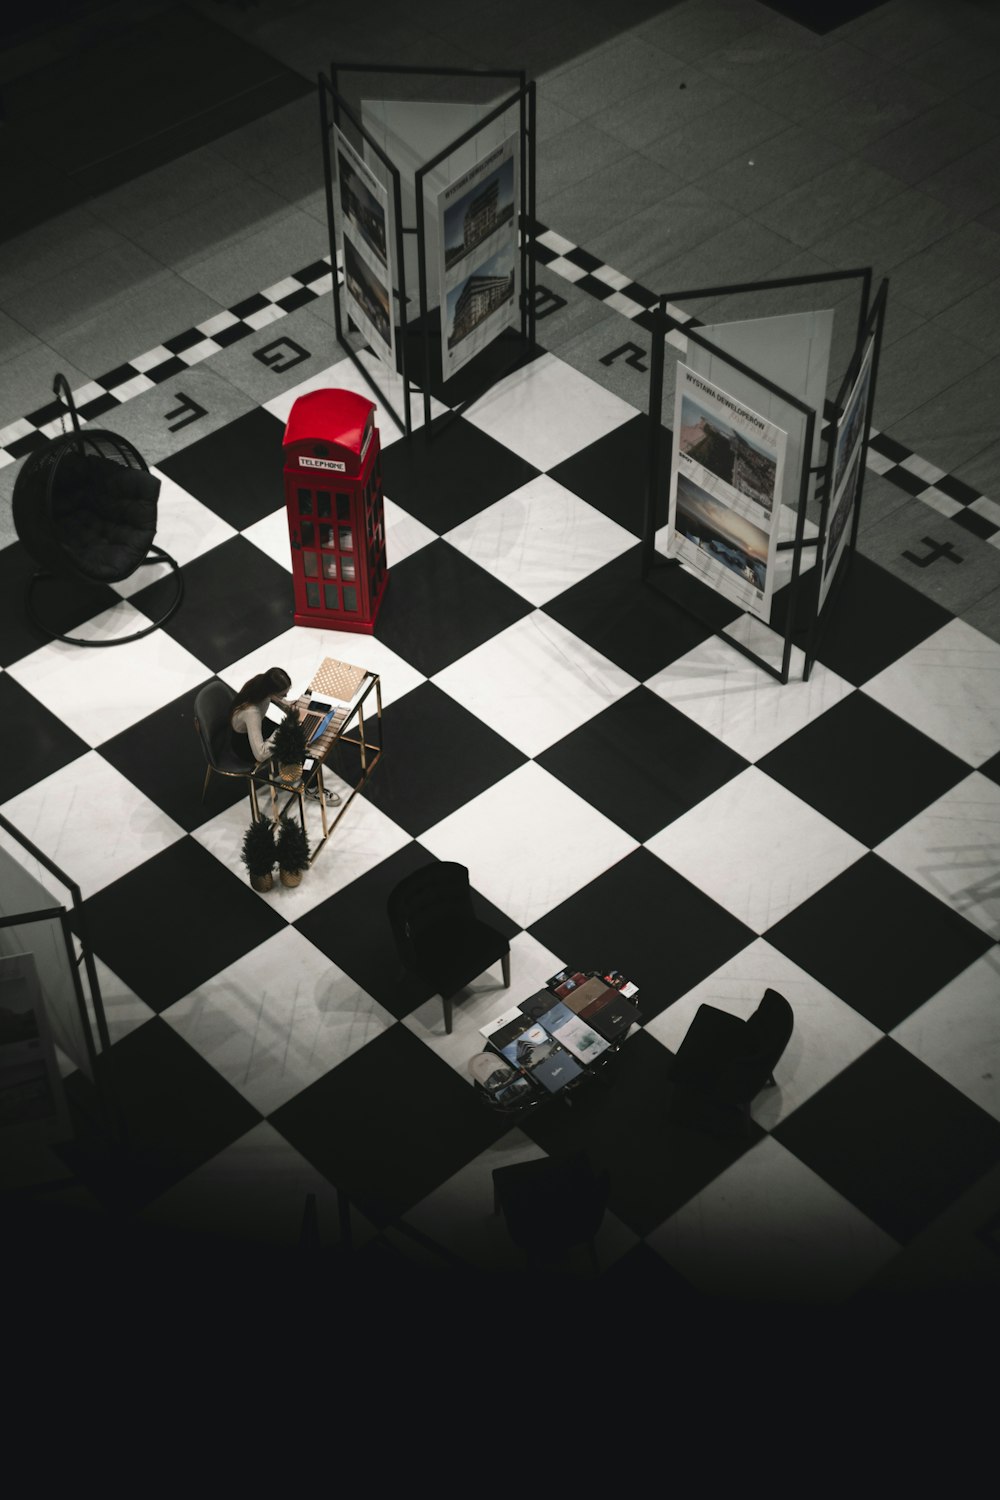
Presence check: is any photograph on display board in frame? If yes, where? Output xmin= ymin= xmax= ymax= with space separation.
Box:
xmin=673 ymin=471 xmax=770 ymax=599
xmin=678 ymin=393 xmax=779 ymax=514
xmin=438 ymin=134 xmax=519 ymax=380
xmin=833 ymin=338 xmax=874 ymax=496
xmin=443 ymin=153 xmax=516 ymax=271
xmin=337 ymin=146 xmax=388 ymax=268
xmin=343 ymin=237 xmax=392 ymax=361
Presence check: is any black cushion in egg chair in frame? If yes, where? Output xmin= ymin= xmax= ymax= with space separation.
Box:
xmin=11 ymin=374 xmax=183 ymax=646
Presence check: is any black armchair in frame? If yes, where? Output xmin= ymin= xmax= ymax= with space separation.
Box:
xmin=386 ymin=862 xmax=510 ymax=1034
xmin=193 ymin=680 xmax=269 ymax=821
xmin=492 ymin=1152 xmax=611 ymax=1274
xmin=667 ymin=988 xmax=794 ymax=1136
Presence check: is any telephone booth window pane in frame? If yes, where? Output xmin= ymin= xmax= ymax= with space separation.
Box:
xmin=317 ymin=491 xmax=332 ymax=517
xmin=320 ymin=524 xmax=335 ymax=549
xmin=341 ymin=557 xmax=356 ymax=581
xmin=324 ymin=584 xmax=339 ymax=611
xmin=303 ymin=552 xmax=318 ymax=578
xmin=322 ymin=555 xmax=337 ymax=580
xmin=343 ymin=586 xmax=358 ymax=613
xmin=338 ymin=526 xmax=353 ymax=551
xmin=337 ymin=493 xmax=351 ymax=520
xmin=306 ymin=582 xmax=321 ymax=608
xmin=297 ymin=488 xmax=313 ymax=515
xmin=301 ymin=521 xmax=314 ymax=547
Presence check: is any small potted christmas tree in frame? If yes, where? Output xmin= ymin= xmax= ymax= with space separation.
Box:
xmin=275 ymin=814 xmax=310 ymax=888
xmin=272 ymin=703 xmax=308 ymax=783
xmin=241 ymin=817 xmax=277 ymax=892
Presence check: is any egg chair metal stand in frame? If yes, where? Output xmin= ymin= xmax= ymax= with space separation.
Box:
xmin=12 ymin=374 xmax=183 ymax=647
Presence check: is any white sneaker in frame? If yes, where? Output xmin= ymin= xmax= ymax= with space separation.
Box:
xmin=306 ymin=786 xmax=341 ymax=806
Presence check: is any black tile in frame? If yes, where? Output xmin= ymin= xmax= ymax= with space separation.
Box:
xmin=0 ymin=673 xmax=88 ymax=800
xmin=774 ymin=1039 xmax=1000 ymax=1244
xmin=529 ymin=847 xmax=755 ymax=1023
xmin=269 ymin=1024 xmax=509 ymax=1228
xmin=811 ymin=553 xmax=952 ymax=685
xmin=0 ymin=543 xmax=120 ymax=667
xmin=884 ymin=465 xmax=932 ymax=497
xmin=523 ymin=1030 xmax=763 ymax=1236
xmin=98 ymin=363 xmax=140 ymax=391
xmin=952 ymin=507 xmax=997 ymax=540
xmin=868 ymin=432 xmax=911 ymax=463
xmin=380 ymin=413 xmax=540 ymax=533
xmin=98 ymin=677 xmax=251 ymax=831
xmin=543 ymin=545 xmax=735 ymax=682
xmin=57 ymin=1018 xmax=261 ymax=1210
xmin=766 ymin=854 xmax=994 ymax=1031
xmin=574 ymin=273 xmax=615 ymax=299
xmin=373 ymin=540 xmax=532 ymax=676
xmin=351 ymin=682 xmax=526 ymax=836
xmin=564 ymin=246 xmax=603 ymax=272
xmin=147 ymin=356 xmax=188 ymax=383
xmin=156 ymin=406 xmax=287 ymax=529
xmin=537 ymin=687 xmax=748 ymax=842
xmin=758 ymin=692 xmax=971 ymax=846
xmin=130 ymin=535 xmax=294 ymax=673
xmin=934 ymin=472 xmax=982 ymax=506
xmin=296 ymin=841 xmax=519 ymax=1020
xmin=979 ymin=748 xmax=1000 ymax=790
xmin=163 ymin=326 xmax=207 ymax=355
xmin=547 ymin=414 xmax=670 ymax=537
xmin=76 ymin=837 xmax=285 ymax=1012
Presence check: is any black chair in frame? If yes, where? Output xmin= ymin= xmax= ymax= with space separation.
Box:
xmin=667 ymin=988 xmax=794 ymax=1136
xmin=12 ymin=374 xmax=182 ymax=646
xmin=386 ymin=862 xmax=510 ymax=1034
xmin=492 ymin=1152 xmax=611 ymax=1274
xmin=193 ymin=681 xmax=270 ymax=821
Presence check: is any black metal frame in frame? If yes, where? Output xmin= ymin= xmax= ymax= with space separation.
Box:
xmin=319 ymin=62 xmax=535 ymax=439
xmin=641 ymin=267 xmax=881 ymax=683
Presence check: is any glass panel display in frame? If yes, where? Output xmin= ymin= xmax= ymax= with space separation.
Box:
xmin=341 ymin=557 xmax=356 ymax=581
xmin=303 ymin=551 xmax=318 ymax=577
xmin=306 ymin=581 xmax=320 ymax=608
xmin=324 ymin=584 xmax=339 ymax=611
xmin=297 ymin=488 xmax=313 ymax=514
xmin=301 ymin=520 xmax=314 ymax=547
xmin=317 ymin=491 xmax=332 ymax=517
xmin=342 ymin=586 xmax=358 ymax=613
xmin=337 ymin=493 xmax=351 ymax=520
xmin=322 ymin=555 xmax=337 ymax=580
xmin=320 ymin=524 xmax=335 ymax=549
xmin=338 ymin=526 xmax=353 ymax=551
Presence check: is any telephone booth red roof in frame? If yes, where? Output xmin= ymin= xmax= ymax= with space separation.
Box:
xmin=282 ymin=389 xmax=375 ymax=454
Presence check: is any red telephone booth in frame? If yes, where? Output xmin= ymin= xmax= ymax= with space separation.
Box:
xmin=282 ymin=388 xmax=388 ymax=633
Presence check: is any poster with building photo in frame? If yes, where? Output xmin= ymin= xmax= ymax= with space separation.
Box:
xmin=335 ymin=125 xmax=395 ymax=368
xmin=668 ymin=365 xmax=786 ymax=619
xmin=438 ymin=135 xmax=518 ymax=380
xmin=820 ymin=337 xmax=874 ymax=608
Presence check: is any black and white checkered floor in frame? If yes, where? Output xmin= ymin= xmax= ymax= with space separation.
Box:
xmin=3 ymin=342 xmax=1000 ymax=1319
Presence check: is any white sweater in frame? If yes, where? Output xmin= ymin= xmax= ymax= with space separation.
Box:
xmin=232 ymin=697 xmax=288 ymax=763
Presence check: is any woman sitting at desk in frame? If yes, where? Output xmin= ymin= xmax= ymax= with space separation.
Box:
xmin=230 ymin=666 xmax=341 ymax=805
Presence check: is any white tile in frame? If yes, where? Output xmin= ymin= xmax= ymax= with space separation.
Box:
xmin=646 ymin=632 xmax=853 ymax=762
xmin=419 ymin=762 xmax=638 ymax=928
xmin=107 ymin=373 xmax=155 ymax=402
xmin=537 ymin=229 xmax=575 ymax=255
xmin=463 ymin=352 xmax=638 ymax=471
xmin=178 ymin=337 xmax=224 ymax=365
xmin=197 ymin=311 xmax=240 ymax=337
xmin=901 ymin=453 xmax=946 ymax=483
xmin=443 ymin=474 xmax=634 ymax=606
xmin=219 ymin=625 xmax=424 ymax=710
xmin=165 ymin=927 xmax=394 ymax=1114
xmin=114 ymin=469 xmax=238 ymax=597
xmin=644 ymin=938 xmax=882 ymax=1129
xmin=243 ymin=304 xmax=286 ymax=332
xmin=863 ymin=618 xmax=1000 ymax=766
xmin=892 ymin=949 xmax=1000 ymax=1123
xmin=191 ymin=771 xmax=411 ymax=919
xmin=546 ymin=254 xmax=588 ymax=282
xmin=604 ymin=291 xmax=645 ymax=318
xmin=865 ymin=448 xmax=897 ymax=475
xmin=970 ymin=495 xmax=1000 ymax=527
xmin=261 ymin=276 xmax=302 ymax=301
xmin=240 ymin=506 xmax=293 ymax=571
xmin=432 ymin=610 xmax=637 ymax=758
xmin=645 ymin=768 xmax=865 ymax=933
xmin=402 ymin=929 xmax=566 ymax=1069
xmin=131 ymin=347 xmax=172 ymax=373
xmin=593 ymin=265 xmax=631 ymax=290
xmin=876 ymin=772 xmax=1000 ymax=940
xmin=383 ymin=495 xmax=436 ymax=566
xmin=920 ymin=486 xmax=963 ymax=519
xmin=7 ymin=601 xmax=209 ymax=745
xmin=0 ymin=751 xmax=184 ymax=899
xmin=140 ymin=1119 xmax=378 ymax=1250
xmin=647 ymin=1136 xmax=899 ymax=1305
xmin=264 ymin=353 xmax=447 ymax=446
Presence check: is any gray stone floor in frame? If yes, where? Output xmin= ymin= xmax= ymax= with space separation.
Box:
xmin=2 ymin=0 xmax=1000 ymax=636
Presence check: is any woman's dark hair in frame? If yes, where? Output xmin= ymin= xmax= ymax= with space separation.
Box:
xmin=231 ymin=667 xmax=292 ymax=723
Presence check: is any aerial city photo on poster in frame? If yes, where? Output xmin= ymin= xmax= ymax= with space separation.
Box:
xmin=438 ymin=134 xmax=518 ymax=379
xmin=334 ymin=124 xmax=394 ymax=366
xmin=820 ymin=336 xmax=874 ymax=607
xmin=669 ymin=365 xmax=787 ymax=618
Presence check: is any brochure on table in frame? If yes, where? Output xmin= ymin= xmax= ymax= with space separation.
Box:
xmin=437 ymin=132 xmax=519 ymax=381
xmin=334 ymin=124 xmax=395 ymax=369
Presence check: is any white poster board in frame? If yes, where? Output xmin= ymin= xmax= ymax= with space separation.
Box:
xmin=820 ymin=336 xmax=874 ymax=608
xmin=438 ymin=133 xmax=519 ymax=381
xmin=668 ymin=365 xmax=787 ymax=620
xmin=334 ymin=125 xmax=395 ymax=369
